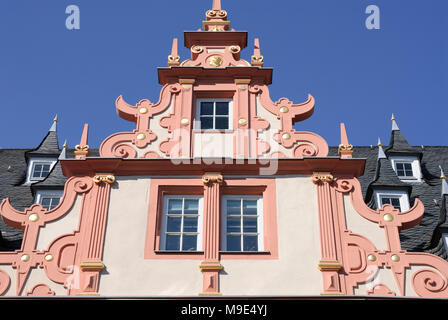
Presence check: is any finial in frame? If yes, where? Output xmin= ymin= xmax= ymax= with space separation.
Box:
xmin=49 ymin=115 xmax=58 ymax=132
xmin=440 ymin=166 xmax=446 ymax=180
xmin=74 ymin=124 xmax=90 ymax=159
xmin=204 ymin=0 xmax=229 ymax=31
xmin=440 ymin=166 xmax=448 ymax=196
xmin=251 ymin=38 xmax=264 ymax=67
xmin=168 ymin=38 xmax=180 ymax=67
xmin=338 ymin=123 xmax=353 ymax=159
xmin=391 ymin=113 xmax=400 ymax=131
xmin=377 ymin=137 xmax=386 ymax=159
xmin=58 ymin=140 xmax=67 ymax=160
xmin=212 ymin=0 xmax=221 ymax=10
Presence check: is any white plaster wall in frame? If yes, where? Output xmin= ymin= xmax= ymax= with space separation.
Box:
xmin=99 ymin=176 xmax=202 ymax=296
xmin=343 ymin=194 xmax=388 ymax=251
xmin=36 ymin=194 xmax=82 ymax=250
xmin=220 ymin=176 xmax=322 ymax=295
xmin=256 ymin=96 xmax=291 ymax=158
xmin=193 ymin=132 xmax=233 ymax=158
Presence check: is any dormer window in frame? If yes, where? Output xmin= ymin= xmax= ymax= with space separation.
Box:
xmin=374 ymin=190 xmax=410 ymax=212
xmin=395 ymin=162 xmax=413 ymax=178
xmin=195 ymin=99 xmax=233 ymax=130
xmin=31 ymin=163 xmax=52 ymax=180
xmin=35 ymin=190 xmax=63 ymax=210
xmin=389 ymin=156 xmax=422 ymax=182
xmin=26 ymin=157 xmax=57 ymax=184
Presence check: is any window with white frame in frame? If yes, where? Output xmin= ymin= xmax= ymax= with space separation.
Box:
xmin=221 ymin=196 xmax=263 ymax=252
xmin=35 ymin=190 xmax=63 ymax=210
xmin=26 ymin=157 xmax=57 ymax=183
xmin=160 ymin=195 xmax=203 ymax=251
xmin=374 ymin=190 xmax=410 ymax=212
xmin=195 ymin=99 xmax=233 ymax=130
xmin=389 ymin=156 xmax=422 ymax=181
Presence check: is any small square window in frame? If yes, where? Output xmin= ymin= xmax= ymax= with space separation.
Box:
xmin=196 ymin=100 xmax=232 ymax=130
xmin=31 ymin=163 xmax=52 ymax=180
xmin=40 ymin=197 xmax=61 ymax=210
xmin=380 ymin=196 xmax=401 ymax=211
xmin=395 ymin=162 xmax=413 ymax=177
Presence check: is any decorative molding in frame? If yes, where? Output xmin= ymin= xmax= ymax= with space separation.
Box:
xmin=26 ymin=284 xmax=55 ymax=296
xmin=312 ymin=172 xmax=334 ymax=184
xmin=202 ymin=173 xmax=224 ymax=185
xmin=93 ymin=174 xmax=116 ymax=185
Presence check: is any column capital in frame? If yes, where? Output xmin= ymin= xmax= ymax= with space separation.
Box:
xmin=312 ymin=172 xmax=334 ymax=184
xmin=202 ymin=172 xmax=223 ymax=186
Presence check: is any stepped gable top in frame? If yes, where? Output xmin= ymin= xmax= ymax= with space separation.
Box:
xmin=158 ymin=0 xmax=272 ymax=85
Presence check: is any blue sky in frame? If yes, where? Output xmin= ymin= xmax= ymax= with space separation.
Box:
xmin=0 ymin=0 xmax=446 ymax=149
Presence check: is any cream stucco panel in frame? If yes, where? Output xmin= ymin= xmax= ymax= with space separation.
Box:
xmin=36 ymin=194 xmax=82 ymax=250
xmin=99 ymin=176 xmax=202 ymax=296
xmin=220 ymin=176 xmax=322 ymax=295
xmin=343 ymin=194 xmax=387 ymax=251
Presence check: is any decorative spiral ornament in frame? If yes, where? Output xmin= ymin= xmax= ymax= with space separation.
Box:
xmin=229 ymin=45 xmax=241 ymax=54
xmin=0 ymin=269 xmax=10 ymax=296
xmin=412 ymin=269 xmax=448 ymax=297
xmin=294 ymin=143 xmax=317 ymax=158
xmin=113 ymin=144 xmax=137 ymax=159
xmin=73 ymin=178 xmax=94 ymax=193
xmin=191 ymin=45 xmax=204 ymax=54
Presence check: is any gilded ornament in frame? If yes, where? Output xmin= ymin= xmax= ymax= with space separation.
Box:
xmin=191 ymin=46 xmax=204 ymax=54
xmin=93 ymin=174 xmax=116 ymax=185
xmin=74 ymin=144 xmax=90 ymax=156
xmin=139 ymin=107 xmax=148 ymax=114
xmin=136 ymin=133 xmax=146 ymax=140
xmin=311 ymin=172 xmax=334 ymax=184
xmin=202 ymin=173 xmax=223 ymax=185
xmin=28 ymin=213 xmax=39 ymax=222
xmin=383 ymin=213 xmax=394 ymax=222
xmin=181 ymin=118 xmax=190 ymax=125
xmin=251 ymin=55 xmax=264 ymax=66
xmin=367 ymin=254 xmax=377 ymax=262
xmin=168 ymin=55 xmax=180 ymax=66
xmin=229 ymin=45 xmax=241 ymax=54
xmin=238 ymin=118 xmax=247 ymax=125
xmin=391 ymin=254 xmax=400 ymax=262
xmin=279 ymin=106 xmax=289 ymax=113
xmin=21 ymin=254 xmax=30 ymax=262
xmin=44 ymin=254 xmax=54 ymax=262
xmin=282 ymin=133 xmax=291 ymax=140
xmin=209 ymin=55 xmax=223 ymax=67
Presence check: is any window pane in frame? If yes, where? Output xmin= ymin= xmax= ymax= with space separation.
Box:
xmin=168 ymin=199 xmax=182 ymax=214
xmin=243 ymin=200 xmax=258 ymax=215
xmin=391 ymin=198 xmax=401 ymax=210
xmin=200 ymin=102 xmax=214 ymax=115
xmin=49 ymin=198 xmax=60 ymax=210
xmin=199 ymin=116 xmax=213 ymax=130
xmin=243 ymin=235 xmax=258 ymax=251
xmin=182 ymin=235 xmax=197 ymax=251
xmin=226 ymin=235 xmax=241 ymax=251
xmin=33 ymin=165 xmax=43 ymax=178
xmin=41 ymin=165 xmax=51 ymax=177
xmin=227 ymin=200 xmax=241 ymax=215
xmin=215 ymin=102 xmax=229 ymax=115
xmin=227 ymin=217 xmax=241 ymax=233
xmin=41 ymin=198 xmax=51 ymax=210
xmin=165 ymin=235 xmax=180 ymax=250
xmin=215 ymin=117 xmax=229 ymax=130
xmin=243 ymin=217 xmax=257 ymax=233
xmin=166 ymin=217 xmax=181 ymax=232
xmin=184 ymin=199 xmax=198 ymax=215
xmin=183 ymin=217 xmax=198 ymax=232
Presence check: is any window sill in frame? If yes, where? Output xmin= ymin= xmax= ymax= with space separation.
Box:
xmin=154 ymin=250 xmax=204 ymax=254
xmin=219 ymin=251 xmax=271 ymax=254
xmin=192 ymin=129 xmax=234 ymax=134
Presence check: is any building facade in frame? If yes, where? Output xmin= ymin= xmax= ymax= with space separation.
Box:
xmin=0 ymin=1 xmax=447 ymax=298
